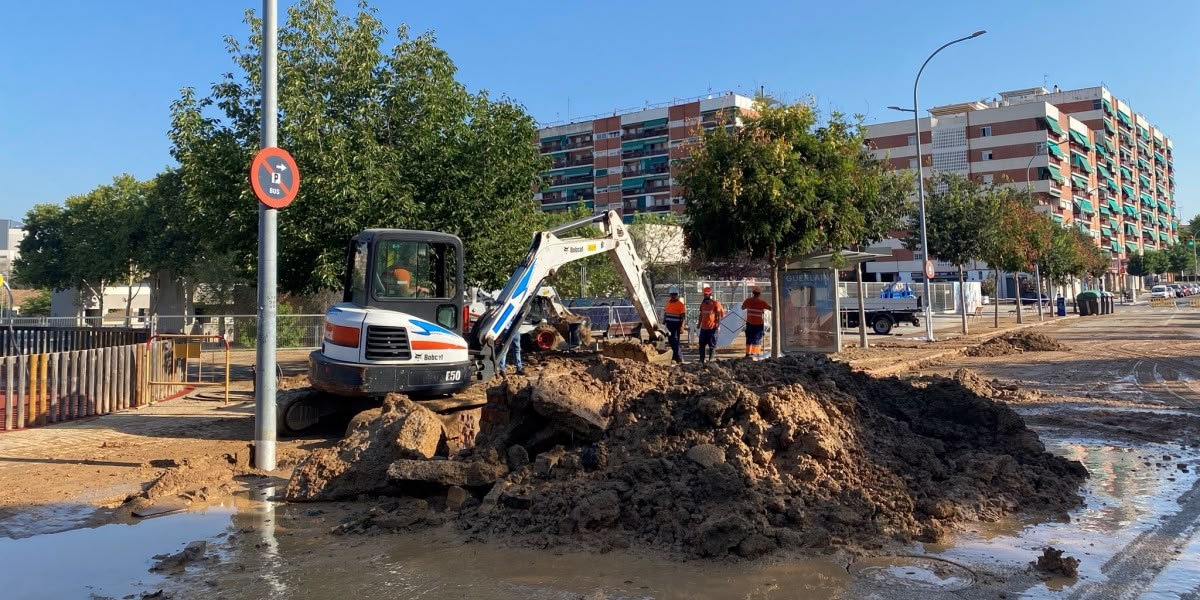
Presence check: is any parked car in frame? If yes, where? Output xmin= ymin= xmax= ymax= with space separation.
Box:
xmin=1150 ymin=285 xmax=1174 ymax=299
xmin=1169 ymin=284 xmax=1186 ymax=298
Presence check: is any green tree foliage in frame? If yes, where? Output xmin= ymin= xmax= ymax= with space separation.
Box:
xmin=15 ymin=175 xmax=151 ymax=316
xmin=19 ymin=290 xmax=52 ymax=317
xmin=1167 ymin=243 xmax=1196 ymax=275
xmin=1186 ymin=214 xmax=1200 ymax=242
xmin=1144 ymin=249 xmax=1171 ymax=275
xmin=628 ymin=212 xmax=692 ymax=290
xmin=677 ymin=98 xmax=911 ymax=355
xmin=1126 ymin=253 xmax=1149 ymax=278
xmin=980 ymin=190 xmax=1053 ymax=324
xmin=168 ymin=0 xmax=546 ymax=294
xmin=915 ymin=173 xmax=1001 ymax=334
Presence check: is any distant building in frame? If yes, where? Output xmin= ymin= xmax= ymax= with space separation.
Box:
xmin=535 ymin=92 xmax=756 ymax=220
xmin=865 ymin=85 xmax=1177 ymax=292
xmin=0 ymin=219 xmax=25 ymax=281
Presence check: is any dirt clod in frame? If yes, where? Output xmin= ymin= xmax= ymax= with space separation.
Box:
xmin=1035 ymin=546 xmax=1080 ymax=577
xmin=150 ymin=541 xmax=207 ymax=573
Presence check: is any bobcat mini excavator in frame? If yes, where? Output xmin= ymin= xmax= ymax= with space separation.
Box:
xmin=279 ymin=210 xmax=666 ymax=434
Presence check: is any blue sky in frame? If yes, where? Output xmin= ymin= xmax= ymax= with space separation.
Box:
xmin=1 ymin=0 xmax=1196 ymax=222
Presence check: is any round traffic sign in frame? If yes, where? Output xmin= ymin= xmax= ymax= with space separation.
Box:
xmin=924 ymin=260 xmax=936 ymax=279
xmin=250 ymin=147 xmax=300 ymax=209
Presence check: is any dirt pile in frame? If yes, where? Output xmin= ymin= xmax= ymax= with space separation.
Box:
xmin=945 ymin=368 xmax=1046 ymax=403
xmin=964 ymin=331 xmax=1069 ymax=357
xmin=1035 ymin=546 xmax=1080 ymax=578
xmin=599 ymin=339 xmax=670 ymax=363
xmin=286 ymin=354 xmax=1087 ymax=558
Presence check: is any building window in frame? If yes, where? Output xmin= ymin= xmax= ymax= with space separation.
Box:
xmin=907 ymin=134 xmax=917 ymax=146
xmin=982 ymin=151 xmax=993 ymax=161
xmin=1092 ymin=99 xmax=1102 ymax=110
xmin=982 ymin=174 xmax=994 ymax=184
xmin=980 ymin=126 xmax=991 ymax=137
xmin=909 ymin=158 xmax=918 ymax=169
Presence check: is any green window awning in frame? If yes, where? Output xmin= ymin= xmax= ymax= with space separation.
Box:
xmin=1051 ymin=214 xmax=1064 ymax=224
xmin=1075 ymin=198 xmax=1095 ymax=213
xmin=1158 ymin=200 xmax=1170 ymax=212
xmin=1155 ymin=152 xmax=1166 ymax=164
xmin=1097 ymin=164 xmax=1112 ymax=179
xmin=1122 ymin=185 xmax=1135 ymax=198
xmin=1158 ymin=216 xmax=1169 ymax=227
xmin=1072 ymin=174 xmax=1090 ymax=189
xmin=1077 ymin=222 xmax=1092 ymax=234
xmin=1046 ymin=141 xmax=1066 ymax=159
xmin=1118 ymin=111 xmax=1132 ymax=125
xmin=1045 ymin=165 xmax=1065 ymax=184
xmin=1106 ymin=178 xmax=1118 ymax=191
xmin=1138 ymin=127 xmax=1150 ymax=140
xmin=1140 ymin=175 xmax=1151 ymax=188
xmin=1069 ymin=130 xmax=1092 ymax=149
xmin=1095 ymin=142 xmax=1109 ymax=157
xmin=1126 ymin=223 xmax=1139 ymax=235
xmin=1120 ymin=166 xmax=1133 ymax=179
xmin=1104 ymin=119 xmax=1116 ymax=134
xmin=1138 ymin=157 xmax=1150 ymax=169
xmin=1101 ymin=226 xmax=1114 ymax=237
xmin=1111 ymin=240 xmax=1122 ymax=253
xmin=1126 ymin=241 xmax=1140 ymax=252
xmin=1043 ymin=116 xmax=1065 ymax=136
xmin=1142 ymin=212 xmax=1154 ymax=222
xmin=1107 ymin=199 xmax=1120 ymax=213
xmin=1102 ymin=98 xmax=1114 ymax=114
xmin=1109 ymin=217 xmax=1120 ymax=230
xmin=1141 ymin=193 xmax=1154 ymax=206
xmin=1160 ymin=232 xmax=1169 ymax=242
xmin=1123 ymin=204 xmax=1138 ymax=217
xmin=1072 ymin=153 xmax=1093 ymax=173
xmin=1102 ymin=139 xmax=1115 ymax=154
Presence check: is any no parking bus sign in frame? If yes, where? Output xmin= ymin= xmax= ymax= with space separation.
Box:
xmin=250 ymin=147 xmax=300 ymax=209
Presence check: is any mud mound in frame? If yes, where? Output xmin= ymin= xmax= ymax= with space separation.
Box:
xmin=599 ymin=339 xmax=669 ymax=363
xmin=964 ymin=331 xmax=1068 ymax=357
xmin=946 ymin=368 xmax=1044 ymax=403
xmin=287 ymin=354 xmax=1087 ymax=558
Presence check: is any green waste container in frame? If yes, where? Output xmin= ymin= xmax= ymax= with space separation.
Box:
xmin=1077 ymin=291 xmax=1100 ymax=316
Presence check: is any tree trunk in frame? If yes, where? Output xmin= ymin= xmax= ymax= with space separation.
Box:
xmin=856 ymin=262 xmax=868 ymax=349
xmin=994 ymin=269 xmax=1000 ymax=328
xmin=769 ymin=244 xmax=783 ymax=359
xmin=1033 ymin=264 xmax=1044 ymax=321
xmin=1013 ymin=272 xmax=1023 ymax=324
xmin=958 ymin=264 xmax=968 ymax=335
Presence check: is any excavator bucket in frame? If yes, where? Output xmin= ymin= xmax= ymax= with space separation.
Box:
xmin=599 ymin=339 xmax=673 ymax=363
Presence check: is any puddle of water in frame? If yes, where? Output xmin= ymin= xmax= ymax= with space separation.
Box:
xmin=920 ymin=436 xmax=1200 ymax=598
xmin=849 ymin=556 xmax=974 ymax=592
xmin=0 ymin=498 xmax=241 ymax=600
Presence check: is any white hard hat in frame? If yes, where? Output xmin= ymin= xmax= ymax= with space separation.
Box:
xmin=668 ymin=286 xmax=679 ymax=294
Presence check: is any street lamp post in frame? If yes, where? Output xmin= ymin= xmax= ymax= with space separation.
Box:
xmin=889 ymin=30 xmax=986 ymax=342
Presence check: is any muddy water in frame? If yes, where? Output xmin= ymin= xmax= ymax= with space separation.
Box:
xmin=2 ymin=436 xmax=1199 ymax=599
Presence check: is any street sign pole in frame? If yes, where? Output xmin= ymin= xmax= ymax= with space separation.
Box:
xmin=255 ymin=0 xmax=279 ymax=471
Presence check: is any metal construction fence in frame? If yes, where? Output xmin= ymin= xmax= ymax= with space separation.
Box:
xmin=1 ymin=325 xmax=149 ymax=357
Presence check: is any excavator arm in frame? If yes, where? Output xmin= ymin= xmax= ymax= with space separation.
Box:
xmin=470 ymin=210 xmax=664 ymax=377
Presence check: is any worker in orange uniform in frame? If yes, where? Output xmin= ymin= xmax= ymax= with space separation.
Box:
xmin=741 ymin=286 xmax=771 ymax=360
xmin=663 ymin=286 xmax=687 ymax=363
xmin=697 ymin=285 xmax=725 ymax=364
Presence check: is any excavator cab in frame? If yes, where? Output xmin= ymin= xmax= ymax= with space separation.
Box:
xmin=342 ymin=230 xmax=465 ymax=332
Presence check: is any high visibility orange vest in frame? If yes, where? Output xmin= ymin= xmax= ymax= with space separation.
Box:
xmin=698 ymin=298 xmax=724 ymax=330
xmin=664 ymin=299 xmax=686 ymax=324
xmin=742 ymin=296 xmax=771 ymax=325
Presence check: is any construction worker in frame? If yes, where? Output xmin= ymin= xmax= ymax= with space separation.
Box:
xmin=663 ymin=286 xmax=687 ymax=363
xmin=497 ymin=326 xmax=525 ymax=375
xmin=741 ymin=286 xmax=771 ymax=360
xmin=697 ymin=285 xmax=725 ymax=364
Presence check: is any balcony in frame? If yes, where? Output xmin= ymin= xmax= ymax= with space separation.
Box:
xmin=539 ymin=143 xmax=564 ymax=154
xmin=546 ymin=174 xmax=594 ymax=188
xmin=623 ymin=163 xmax=671 ymax=177
xmin=622 ymin=146 xmax=669 ymax=160
xmin=622 ymin=127 xmax=669 ymax=141
xmin=548 ymin=156 xmax=594 ymax=170
xmin=564 ymin=138 xmax=593 ymax=150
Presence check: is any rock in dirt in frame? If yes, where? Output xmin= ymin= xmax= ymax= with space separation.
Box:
xmin=686 ymin=444 xmax=726 ymax=468
xmin=964 ymin=331 xmax=1068 ymax=357
xmin=150 ymin=541 xmax=207 ymax=573
xmin=530 ymin=373 xmax=611 ymax=440
xmin=1035 ymin=546 xmax=1080 ymax=577
xmin=285 ymin=396 xmax=445 ymax=501
xmin=446 ymin=486 xmax=470 ymax=511
xmin=387 ymin=458 xmax=508 ymax=488
xmin=332 ymin=353 xmax=1088 ymax=560
xmin=599 ymin=339 xmax=668 ymax=363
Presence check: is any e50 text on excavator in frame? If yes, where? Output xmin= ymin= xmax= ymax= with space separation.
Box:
xmin=278 ymin=210 xmax=665 ymax=434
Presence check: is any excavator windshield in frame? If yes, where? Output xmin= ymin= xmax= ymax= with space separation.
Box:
xmin=341 ymin=230 xmax=465 ymax=331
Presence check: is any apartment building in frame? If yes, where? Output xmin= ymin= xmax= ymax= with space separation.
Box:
xmin=865 ymin=85 xmax=1177 ymax=290
xmin=535 ymin=93 xmax=756 ymax=219
xmin=0 ymin=219 xmax=25 ymax=281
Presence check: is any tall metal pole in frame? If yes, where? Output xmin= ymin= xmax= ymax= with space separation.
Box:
xmin=255 ymin=0 xmax=278 ymax=471
xmin=910 ymin=30 xmax=986 ymax=342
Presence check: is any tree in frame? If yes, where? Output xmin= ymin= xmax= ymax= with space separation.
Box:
xmin=677 ymin=99 xmax=911 ymax=356
xmin=914 ymin=173 xmax=1001 ymax=334
xmin=1167 ymin=243 xmax=1195 ymax=276
xmin=1186 ymin=214 xmax=1200 ymax=242
xmin=1144 ymin=249 xmax=1170 ymax=276
xmin=19 ymin=290 xmax=51 ymax=317
xmin=168 ymin=0 xmax=547 ymax=295
xmin=629 ymin=212 xmax=691 ymax=291
xmin=982 ymin=190 xmax=1052 ymax=325
xmin=1126 ymin=253 xmax=1149 ymax=278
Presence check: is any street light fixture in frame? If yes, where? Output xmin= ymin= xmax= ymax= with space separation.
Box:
xmin=894 ymin=30 xmax=986 ymax=342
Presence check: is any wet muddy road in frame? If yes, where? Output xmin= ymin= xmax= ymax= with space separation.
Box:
xmin=3 ymin=304 xmax=1200 ymax=599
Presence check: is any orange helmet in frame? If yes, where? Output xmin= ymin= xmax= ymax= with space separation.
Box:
xmin=751 ymin=285 xmax=762 ymax=293
xmin=702 ymin=285 xmax=713 ymax=294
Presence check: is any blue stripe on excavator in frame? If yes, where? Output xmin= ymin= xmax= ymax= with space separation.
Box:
xmin=491 ymin=260 xmax=537 ymax=334
xmin=492 ymin=304 xmax=515 ymax=335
